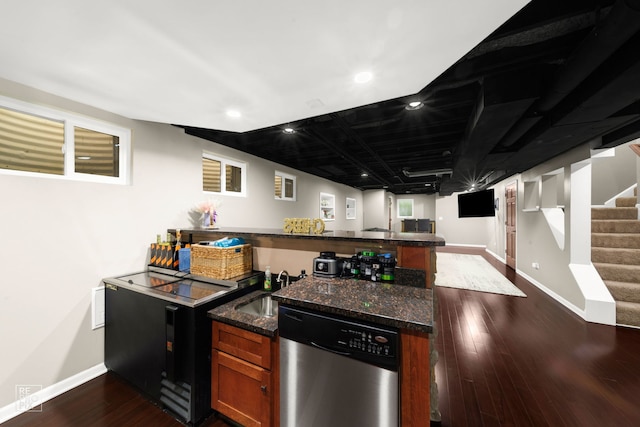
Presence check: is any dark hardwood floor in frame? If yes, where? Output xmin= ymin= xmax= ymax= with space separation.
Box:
xmin=2 ymin=372 xmax=233 ymax=427
xmin=434 ymin=246 xmax=640 ymax=426
xmin=4 ymin=246 xmax=640 ymax=426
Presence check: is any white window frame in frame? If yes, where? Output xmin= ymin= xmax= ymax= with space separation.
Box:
xmin=397 ymin=198 xmax=414 ymax=218
xmin=202 ymin=151 xmax=247 ymax=197
xmin=0 ymin=95 xmax=131 ymax=185
xmin=275 ymin=170 xmax=297 ymax=201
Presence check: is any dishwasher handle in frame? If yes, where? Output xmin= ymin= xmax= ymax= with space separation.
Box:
xmin=310 ymin=341 xmax=351 ymax=356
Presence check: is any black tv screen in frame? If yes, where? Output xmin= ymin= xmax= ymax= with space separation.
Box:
xmin=458 ymin=189 xmax=496 ymax=218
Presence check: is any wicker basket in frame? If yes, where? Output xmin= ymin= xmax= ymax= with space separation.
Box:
xmin=190 ymin=243 xmax=253 ymax=279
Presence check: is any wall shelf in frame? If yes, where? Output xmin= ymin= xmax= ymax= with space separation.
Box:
xmin=523 ymin=179 xmax=541 ymax=211
xmin=319 ymin=192 xmax=335 ymax=221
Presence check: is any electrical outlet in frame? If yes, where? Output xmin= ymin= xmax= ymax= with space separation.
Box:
xmin=532 ymin=262 xmax=540 ymax=270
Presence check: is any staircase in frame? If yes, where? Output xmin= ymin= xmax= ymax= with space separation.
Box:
xmin=592 ymin=190 xmax=640 ymax=328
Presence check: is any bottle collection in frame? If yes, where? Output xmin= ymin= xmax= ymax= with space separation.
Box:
xmin=345 ymin=250 xmax=396 ymax=283
xmin=149 ymin=230 xmax=192 ymax=271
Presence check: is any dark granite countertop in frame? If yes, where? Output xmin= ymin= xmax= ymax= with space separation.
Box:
xmin=172 ymin=227 xmax=445 ymax=247
xmin=208 ymin=275 xmax=433 ymax=335
xmin=208 ymin=290 xmax=279 ymax=337
xmin=271 ymin=276 xmax=433 ymax=333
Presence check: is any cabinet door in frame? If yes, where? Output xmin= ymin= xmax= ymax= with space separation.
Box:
xmin=213 ymin=321 xmax=272 ymax=369
xmin=212 ymin=350 xmax=272 ymax=427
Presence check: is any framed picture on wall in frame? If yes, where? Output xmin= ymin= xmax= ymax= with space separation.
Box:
xmin=397 ymin=198 xmax=414 ymax=218
xmin=346 ymin=197 xmax=356 ymax=219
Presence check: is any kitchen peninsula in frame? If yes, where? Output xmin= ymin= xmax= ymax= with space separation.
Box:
xmin=210 ymin=275 xmax=437 ymax=426
xmin=172 ymin=227 xmax=444 ymax=289
xmin=189 ymin=226 xmax=443 ymax=426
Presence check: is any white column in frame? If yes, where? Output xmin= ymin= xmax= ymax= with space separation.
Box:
xmin=569 ymin=159 xmax=616 ymax=325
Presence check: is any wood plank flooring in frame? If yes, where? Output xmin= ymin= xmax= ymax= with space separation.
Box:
xmin=4 ymin=246 xmax=640 ymax=426
xmin=434 ymin=246 xmax=640 ymax=426
xmin=2 ymin=372 xmax=233 ymax=427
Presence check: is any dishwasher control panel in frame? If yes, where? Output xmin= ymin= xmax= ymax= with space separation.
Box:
xmin=343 ymin=327 xmax=395 ymax=358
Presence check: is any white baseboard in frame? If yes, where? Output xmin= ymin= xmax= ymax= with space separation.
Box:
xmin=516 ymin=269 xmax=587 ymax=320
xmin=485 ymin=248 xmax=506 ymax=264
xmin=444 ymin=243 xmax=487 ymax=248
xmin=441 ymin=246 xmax=593 ymax=323
xmin=0 ymin=363 xmax=107 ymax=424
xmin=482 ymin=249 xmax=589 ymax=322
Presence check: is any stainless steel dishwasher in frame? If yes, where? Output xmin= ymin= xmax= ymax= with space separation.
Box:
xmin=279 ymin=305 xmax=399 ymax=427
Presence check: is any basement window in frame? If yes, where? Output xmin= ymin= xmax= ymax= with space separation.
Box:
xmin=274 ymin=170 xmax=296 ymax=201
xmin=0 ymin=95 xmax=130 ymax=184
xmin=202 ymin=152 xmax=246 ymax=197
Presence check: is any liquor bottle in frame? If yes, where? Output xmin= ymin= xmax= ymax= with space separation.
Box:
xmin=150 ymin=243 xmax=157 ymax=266
xmin=172 ymin=240 xmax=181 ymax=270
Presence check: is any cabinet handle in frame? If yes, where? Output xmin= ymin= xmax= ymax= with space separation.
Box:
xmin=261 ymin=385 xmax=267 ymax=393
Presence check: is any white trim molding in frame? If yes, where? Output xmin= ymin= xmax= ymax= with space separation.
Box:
xmin=0 ymin=363 xmax=107 ymax=424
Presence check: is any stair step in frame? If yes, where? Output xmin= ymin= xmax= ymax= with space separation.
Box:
xmin=594 ymin=263 xmax=640 ymax=283
xmin=616 ymin=197 xmax=638 ymax=208
xmin=591 ymin=220 xmax=640 ymax=233
xmin=592 ymin=247 xmax=640 ymax=265
xmin=592 ymin=233 xmax=640 ymax=249
xmin=592 ymin=207 xmax=638 ymax=220
xmin=605 ymin=281 xmax=640 ymax=304
xmin=616 ymin=301 xmax=640 ymax=328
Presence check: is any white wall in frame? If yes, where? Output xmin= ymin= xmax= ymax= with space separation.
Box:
xmin=434 ymin=193 xmax=491 ymax=246
xmin=591 ymin=140 xmax=638 ymax=205
xmin=0 ymin=78 xmax=363 ymax=409
xmin=363 ymin=189 xmax=386 ymax=229
xmin=513 ymin=145 xmax=592 ymax=310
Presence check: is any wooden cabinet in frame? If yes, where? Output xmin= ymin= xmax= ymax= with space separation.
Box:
xmin=211 ymin=322 xmax=278 ymax=427
xmin=397 ymin=245 xmax=437 ymax=289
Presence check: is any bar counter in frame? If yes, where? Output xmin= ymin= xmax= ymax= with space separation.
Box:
xmin=173 ymin=226 xmax=444 ymax=247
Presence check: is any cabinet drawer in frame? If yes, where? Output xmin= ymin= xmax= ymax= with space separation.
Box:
xmin=212 ymin=322 xmax=272 ymax=369
xmin=212 ymin=350 xmax=272 ymax=427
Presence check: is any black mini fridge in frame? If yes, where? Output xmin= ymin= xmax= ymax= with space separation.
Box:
xmin=104 ymin=269 xmax=262 ymax=425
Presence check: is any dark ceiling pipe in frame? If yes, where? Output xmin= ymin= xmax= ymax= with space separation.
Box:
xmin=499 ymin=0 xmax=640 ymax=148
xmin=535 ymin=0 xmax=640 ymax=113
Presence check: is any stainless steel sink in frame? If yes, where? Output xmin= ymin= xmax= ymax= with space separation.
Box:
xmin=235 ymin=293 xmax=278 ymax=317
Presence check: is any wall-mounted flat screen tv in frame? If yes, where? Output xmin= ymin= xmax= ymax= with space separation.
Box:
xmin=458 ymin=188 xmax=496 ymax=218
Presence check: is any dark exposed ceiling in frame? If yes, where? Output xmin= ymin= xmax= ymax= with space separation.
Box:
xmin=181 ymin=0 xmax=640 ymax=196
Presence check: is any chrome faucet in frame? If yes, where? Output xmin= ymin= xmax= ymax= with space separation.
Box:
xmin=277 ymin=270 xmax=290 ymax=288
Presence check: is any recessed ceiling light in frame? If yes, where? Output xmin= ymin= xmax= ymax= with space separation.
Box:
xmin=282 ymin=127 xmax=295 ymax=134
xmin=361 ymin=172 xmax=369 ymax=177
xmin=405 ymin=101 xmax=424 ymax=110
xmin=354 ymin=71 xmax=373 ymax=84
xmin=226 ymin=109 xmax=241 ymax=118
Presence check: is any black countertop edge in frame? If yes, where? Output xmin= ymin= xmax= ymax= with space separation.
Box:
xmin=207 ymin=290 xmax=278 ymax=337
xmin=169 ymin=227 xmax=445 ymax=247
